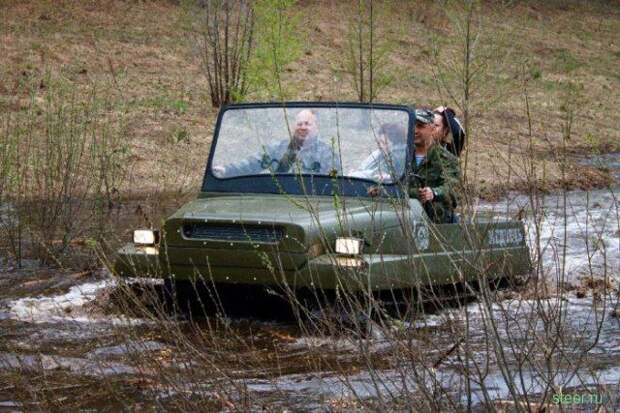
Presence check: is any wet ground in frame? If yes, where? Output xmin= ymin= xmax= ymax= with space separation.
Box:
xmin=0 ymin=155 xmax=618 ymax=411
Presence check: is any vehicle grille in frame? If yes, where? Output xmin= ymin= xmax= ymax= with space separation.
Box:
xmin=182 ymin=223 xmax=285 ymax=243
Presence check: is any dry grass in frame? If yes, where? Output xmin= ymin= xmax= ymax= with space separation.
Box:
xmin=1 ymin=0 xmax=619 ymax=198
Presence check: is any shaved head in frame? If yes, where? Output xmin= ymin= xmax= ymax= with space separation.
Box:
xmin=293 ymin=109 xmax=319 ymax=143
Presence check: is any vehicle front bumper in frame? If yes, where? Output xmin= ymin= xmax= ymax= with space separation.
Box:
xmin=112 ymin=243 xmax=531 ymax=291
xmin=113 ymin=243 xmax=162 ymax=278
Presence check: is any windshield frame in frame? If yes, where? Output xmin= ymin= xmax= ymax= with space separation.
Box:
xmin=201 ymin=102 xmax=415 ymax=198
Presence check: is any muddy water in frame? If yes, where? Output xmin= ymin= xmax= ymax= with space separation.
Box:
xmin=0 ymin=156 xmax=618 ymax=411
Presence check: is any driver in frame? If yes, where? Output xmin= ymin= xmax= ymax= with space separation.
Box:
xmin=213 ymin=109 xmax=341 ymax=177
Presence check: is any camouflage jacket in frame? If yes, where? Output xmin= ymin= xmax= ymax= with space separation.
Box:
xmin=408 ymin=144 xmax=460 ymax=222
xmin=221 ymin=136 xmax=341 ymax=177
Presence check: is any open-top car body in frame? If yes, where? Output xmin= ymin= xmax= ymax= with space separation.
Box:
xmin=114 ymin=102 xmax=530 ymax=293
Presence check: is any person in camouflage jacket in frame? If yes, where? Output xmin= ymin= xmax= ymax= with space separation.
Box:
xmin=409 ymin=109 xmax=460 ymax=224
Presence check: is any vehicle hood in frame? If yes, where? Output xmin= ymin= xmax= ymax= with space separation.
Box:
xmin=162 ymin=193 xmax=409 ymax=253
xmin=169 ymin=194 xmax=401 ymax=229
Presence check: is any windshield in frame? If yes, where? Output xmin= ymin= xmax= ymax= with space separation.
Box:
xmin=211 ymin=106 xmax=409 ymax=184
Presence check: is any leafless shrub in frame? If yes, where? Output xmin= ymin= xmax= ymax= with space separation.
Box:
xmin=0 ymin=73 xmax=129 ymax=266
xmin=182 ymin=0 xmax=255 ymax=107
xmin=344 ymin=0 xmax=396 ymax=103
xmin=428 ymin=0 xmax=516 ymax=201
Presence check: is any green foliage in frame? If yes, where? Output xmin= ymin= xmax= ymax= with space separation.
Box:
xmin=246 ymin=0 xmax=302 ymax=101
xmin=133 ymin=95 xmax=189 ymax=115
xmin=84 ymin=237 xmax=98 ymax=249
xmin=170 ymin=99 xmax=188 ymax=115
xmin=552 ymin=48 xmax=582 ymax=73
xmin=584 ymin=132 xmax=601 ymax=156
xmin=178 ymin=0 xmax=308 ymax=103
xmin=171 ymin=127 xmax=191 ymax=145
xmin=529 ymin=66 xmax=543 ymax=80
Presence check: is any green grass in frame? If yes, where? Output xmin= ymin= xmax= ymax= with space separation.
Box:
xmin=127 ymin=95 xmax=189 ymax=115
xmin=552 ymin=49 xmax=582 ymax=73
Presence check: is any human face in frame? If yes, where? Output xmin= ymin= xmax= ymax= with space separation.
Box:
xmin=414 ymin=122 xmax=434 ymax=147
xmin=293 ymin=110 xmax=318 ymax=142
xmin=432 ymin=113 xmax=448 ymax=141
xmin=376 ymin=133 xmax=390 ymax=153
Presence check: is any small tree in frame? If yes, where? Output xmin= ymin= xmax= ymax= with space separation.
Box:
xmin=428 ymin=0 xmax=515 ymax=198
xmin=184 ymin=0 xmax=255 ymax=107
xmin=344 ymin=0 xmax=395 ymax=103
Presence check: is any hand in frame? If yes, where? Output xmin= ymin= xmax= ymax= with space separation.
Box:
xmin=418 ymin=187 xmax=434 ymax=202
xmin=434 ymin=106 xmax=446 ymax=113
xmin=374 ymin=173 xmax=389 ymax=183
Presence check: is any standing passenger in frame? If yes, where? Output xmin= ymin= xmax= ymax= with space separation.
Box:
xmin=409 ymin=109 xmax=460 ymax=224
xmin=432 ymin=106 xmax=466 ymax=156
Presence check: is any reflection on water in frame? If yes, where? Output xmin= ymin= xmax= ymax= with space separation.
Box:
xmin=0 ymin=155 xmax=618 ymax=410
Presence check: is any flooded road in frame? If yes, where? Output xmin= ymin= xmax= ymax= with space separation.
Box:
xmin=0 ymin=155 xmax=618 ymax=411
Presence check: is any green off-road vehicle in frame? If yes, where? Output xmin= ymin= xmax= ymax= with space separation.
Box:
xmin=114 ymin=103 xmax=530 ymax=299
